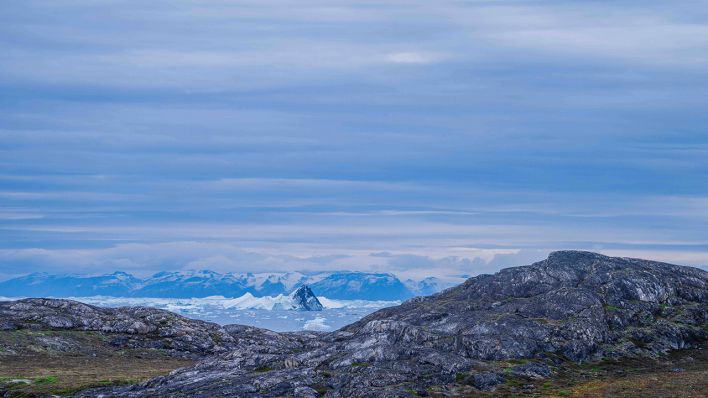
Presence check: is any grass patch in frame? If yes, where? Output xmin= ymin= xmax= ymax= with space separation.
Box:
xmin=33 ymin=376 xmax=57 ymax=385
xmin=54 ymin=378 xmax=140 ymax=395
xmin=254 ymin=366 xmax=273 ymax=373
xmin=504 ymin=378 xmax=523 ymax=388
xmin=0 ymin=353 xmax=192 ymax=396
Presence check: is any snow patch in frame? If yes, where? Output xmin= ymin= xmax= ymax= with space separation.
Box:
xmin=303 ymin=317 xmax=330 ymax=331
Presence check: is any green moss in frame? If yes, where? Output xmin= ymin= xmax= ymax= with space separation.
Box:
xmin=351 ymin=362 xmax=370 ymax=367
xmin=7 ymin=381 xmax=31 ymax=389
xmin=254 ymin=366 xmax=273 ymax=373
xmin=209 ymin=332 xmax=223 ymax=344
xmin=7 ymin=391 xmax=31 ymax=398
xmin=581 ymin=364 xmax=601 ymax=372
xmin=55 ymin=379 xmax=139 ymax=395
xmin=604 ymin=305 xmax=621 ymax=312
xmin=504 ymin=378 xmax=523 ymax=387
xmin=33 ymin=376 xmax=58 ymax=385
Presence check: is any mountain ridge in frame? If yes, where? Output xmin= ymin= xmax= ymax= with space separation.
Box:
xmin=0 ymin=270 xmax=453 ymax=301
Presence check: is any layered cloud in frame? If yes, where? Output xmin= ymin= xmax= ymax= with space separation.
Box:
xmin=0 ymin=0 xmax=707 ymax=278
xmin=0 ymin=241 xmax=545 ymax=282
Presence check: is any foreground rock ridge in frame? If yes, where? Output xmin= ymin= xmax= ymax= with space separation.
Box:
xmin=2 ymin=251 xmax=706 ymax=397
xmin=0 ymin=298 xmax=236 ymax=359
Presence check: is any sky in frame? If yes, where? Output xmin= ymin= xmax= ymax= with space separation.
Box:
xmin=1 ymin=0 xmax=707 ymax=281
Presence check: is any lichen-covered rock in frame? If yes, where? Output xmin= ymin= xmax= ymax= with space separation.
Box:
xmin=341 ymin=250 xmax=707 ymax=363
xmin=510 ymin=362 xmax=552 ymax=379
xmin=471 ymin=372 xmax=505 ymax=390
xmin=0 ymin=298 xmax=236 ymax=358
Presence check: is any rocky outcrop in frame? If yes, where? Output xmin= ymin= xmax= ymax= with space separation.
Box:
xmin=0 ymin=298 xmax=236 ymax=358
xmin=291 ymin=285 xmax=324 ymax=311
xmin=3 ymin=251 xmax=707 ymax=397
xmin=341 ymin=250 xmax=707 ymax=362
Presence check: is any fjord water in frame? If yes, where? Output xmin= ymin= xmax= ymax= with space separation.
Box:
xmin=184 ymin=307 xmax=386 ymax=332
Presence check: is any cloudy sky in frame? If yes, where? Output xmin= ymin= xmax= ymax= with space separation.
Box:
xmin=1 ymin=0 xmax=707 ymax=280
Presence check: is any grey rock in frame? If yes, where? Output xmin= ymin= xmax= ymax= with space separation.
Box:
xmin=3 ymin=251 xmax=707 ymax=397
xmin=294 ymin=386 xmax=320 ymax=398
xmin=471 ymin=372 xmax=505 ymax=390
xmin=510 ymin=362 xmax=552 ymax=379
xmin=0 ymin=298 xmax=236 ymax=358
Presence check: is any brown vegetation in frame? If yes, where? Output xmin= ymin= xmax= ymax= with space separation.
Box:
xmin=0 ymin=330 xmax=192 ymax=397
xmin=430 ymin=343 xmax=707 ymax=397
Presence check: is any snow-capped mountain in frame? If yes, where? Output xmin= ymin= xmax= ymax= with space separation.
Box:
xmin=0 ymin=270 xmax=452 ymax=300
xmin=0 ymin=271 xmax=142 ymax=297
xmin=308 ymin=272 xmax=413 ymax=301
xmin=404 ymin=276 xmax=453 ymax=296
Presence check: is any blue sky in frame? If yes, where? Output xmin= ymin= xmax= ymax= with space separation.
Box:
xmin=1 ymin=0 xmax=707 ymax=280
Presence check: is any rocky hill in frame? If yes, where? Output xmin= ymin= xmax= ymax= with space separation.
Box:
xmin=1 ymin=251 xmax=706 ymax=397
xmin=0 ymin=298 xmax=236 ymax=359
xmin=343 ymin=250 xmax=707 ymax=361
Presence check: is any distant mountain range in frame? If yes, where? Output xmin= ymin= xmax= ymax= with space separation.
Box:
xmin=0 ymin=270 xmax=454 ymax=301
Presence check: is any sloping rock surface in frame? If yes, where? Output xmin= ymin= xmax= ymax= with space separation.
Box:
xmin=341 ymin=250 xmax=707 ymax=362
xmin=0 ymin=298 xmax=236 ymax=358
xmin=4 ymin=251 xmax=707 ymax=397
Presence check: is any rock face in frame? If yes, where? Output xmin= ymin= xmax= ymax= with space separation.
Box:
xmin=291 ymin=285 xmax=324 ymax=311
xmin=3 ymin=251 xmax=707 ymax=397
xmin=342 ymin=250 xmax=707 ymax=362
xmin=0 ymin=298 xmax=236 ymax=359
